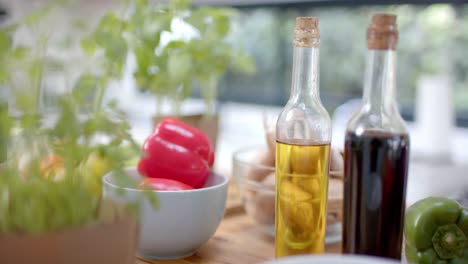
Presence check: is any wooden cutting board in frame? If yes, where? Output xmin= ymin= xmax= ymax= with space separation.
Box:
xmin=136 ymin=214 xmax=341 ymax=264
xmin=136 ymin=200 xmax=341 ymax=264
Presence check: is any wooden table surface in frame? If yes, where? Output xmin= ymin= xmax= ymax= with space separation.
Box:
xmin=136 ymin=207 xmax=341 ymax=264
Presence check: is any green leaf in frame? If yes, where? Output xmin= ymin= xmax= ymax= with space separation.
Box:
xmin=134 ymin=0 xmax=149 ymax=13
xmin=168 ymin=51 xmax=192 ymax=83
xmin=109 ymin=59 xmax=125 ymax=77
xmin=73 ymin=74 xmax=101 ymax=105
xmin=188 ymin=7 xmax=237 ymax=36
xmin=164 ymin=40 xmax=187 ymax=51
xmin=186 ymin=10 xmax=208 ymax=33
xmin=94 ymin=32 xmax=127 ymax=59
xmin=138 ymin=13 xmax=171 ymax=47
xmin=213 ymin=15 xmax=230 ymax=37
xmin=149 ymin=71 xmax=173 ymax=95
xmin=11 ymin=46 xmax=30 ymax=60
xmin=232 ymin=52 xmax=256 ymax=74
xmin=0 ymin=103 xmax=10 ymax=162
xmin=92 ymin=31 xmax=127 ymax=76
xmin=97 ymin=12 xmax=124 ymax=34
xmin=187 ymin=39 xmax=211 ymax=62
xmin=15 ymin=92 xmax=38 ymax=113
xmin=80 ymin=38 xmax=97 ymax=56
xmin=0 ymin=31 xmax=12 ymax=53
xmin=133 ymin=70 xmax=151 ymax=90
xmin=0 ymin=70 xmax=8 ymax=84
xmin=134 ymin=45 xmax=153 ymax=72
xmin=141 ymin=32 xmax=162 ymax=50
xmin=52 ymin=97 xmax=80 ymax=139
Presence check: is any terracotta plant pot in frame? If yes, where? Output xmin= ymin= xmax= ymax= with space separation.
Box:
xmin=153 ymin=113 xmax=219 ymax=148
xmin=0 ymin=216 xmax=137 ymax=264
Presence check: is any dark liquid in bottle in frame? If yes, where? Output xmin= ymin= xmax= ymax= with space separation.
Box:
xmin=343 ymin=130 xmax=409 ymax=260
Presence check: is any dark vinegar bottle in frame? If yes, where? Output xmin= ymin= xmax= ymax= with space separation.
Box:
xmin=342 ymin=14 xmax=410 ymax=260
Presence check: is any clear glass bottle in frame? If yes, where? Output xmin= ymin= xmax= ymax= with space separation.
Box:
xmin=275 ymin=17 xmax=332 ymax=258
xmin=342 ymin=14 xmax=410 ymax=260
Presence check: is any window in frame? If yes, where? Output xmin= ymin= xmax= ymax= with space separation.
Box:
xmin=216 ymin=2 xmax=468 ymax=127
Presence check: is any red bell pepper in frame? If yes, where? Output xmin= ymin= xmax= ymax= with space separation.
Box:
xmin=137 ymin=117 xmax=214 ymax=188
xmin=139 ymin=178 xmax=194 ymax=191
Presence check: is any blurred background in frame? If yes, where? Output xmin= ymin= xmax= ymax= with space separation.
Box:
xmin=3 ymin=1 xmax=468 ymax=117
xmin=1 ymin=0 xmax=467 ymax=204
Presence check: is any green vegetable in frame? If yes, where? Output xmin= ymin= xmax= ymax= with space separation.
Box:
xmin=405 ymin=197 xmax=468 ymax=264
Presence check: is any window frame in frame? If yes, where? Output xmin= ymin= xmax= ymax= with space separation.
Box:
xmin=198 ymin=0 xmax=468 ymax=127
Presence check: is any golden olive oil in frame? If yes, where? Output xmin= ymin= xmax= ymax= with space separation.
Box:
xmin=275 ymin=141 xmax=330 ymax=257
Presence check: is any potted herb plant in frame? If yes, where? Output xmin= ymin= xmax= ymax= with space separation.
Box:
xmin=0 ymin=3 xmax=145 ymax=263
xmin=82 ymin=0 xmax=255 ymax=145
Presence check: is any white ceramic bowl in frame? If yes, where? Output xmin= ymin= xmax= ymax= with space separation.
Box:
xmin=263 ymin=254 xmax=400 ymax=264
xmin=102 ymin=168 xmax=228 ymax=259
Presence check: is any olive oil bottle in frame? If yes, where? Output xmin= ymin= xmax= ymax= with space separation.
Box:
xmin=275 ymin=17 xmax=331 ymax=258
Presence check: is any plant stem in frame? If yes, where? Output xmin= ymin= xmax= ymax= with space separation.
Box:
xmin=173 ymin=84 xmax=182 ymax=117
xmin=174 ymin=98 xmax=182 ymax=117
xmin=93 ymin=76 xmax=108 ymax=114
xmin=0 ymin=101 xmax=8 ymax=162
xmin=203 ymin=75 xmax=218 ymax=116
xmin=34 ymin=34 xmax=49 ymax=114
xmin=92 ymin=1 xmax=128 ymax=115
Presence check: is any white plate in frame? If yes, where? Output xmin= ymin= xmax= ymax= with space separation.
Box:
xmin=263 ymin=254 xmax=400 ymax=264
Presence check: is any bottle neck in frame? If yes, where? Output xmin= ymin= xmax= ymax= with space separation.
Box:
xmin=363 ymin=49 xmax=397 ymax=114
xmin=289 ymin=46 xmax=319 ymax=103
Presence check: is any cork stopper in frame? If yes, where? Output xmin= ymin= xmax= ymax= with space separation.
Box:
xmin=367 ymin=14 xmax=398 ymax=50
xmin=294 ymin=17 xmax=320 ymax=48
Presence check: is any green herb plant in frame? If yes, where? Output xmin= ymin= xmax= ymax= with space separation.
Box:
xmin=83 ymin=0 xmax=255 ymax=117
xmin=0 ymin=2 xmax=147 ymax=235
